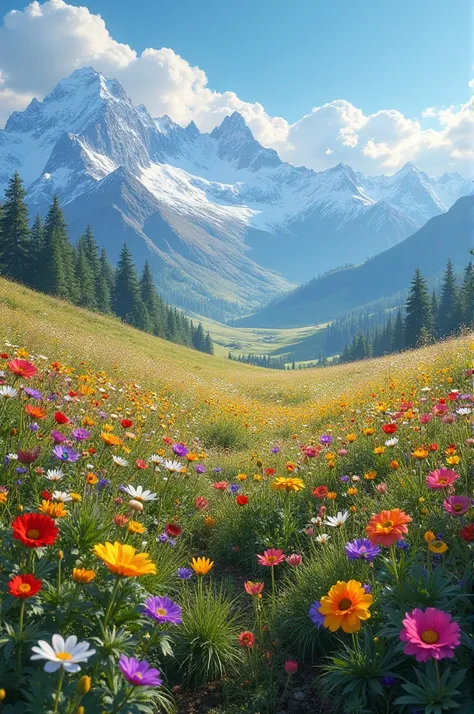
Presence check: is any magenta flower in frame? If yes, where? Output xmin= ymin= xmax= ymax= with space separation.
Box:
xmin=443 ymin=495 xmax=471 ymax=517
xmin=119 ymin=655 xmax=162 ymax=687
xmin=71 ymin=428 xmax=91 ymax=442
xmin=143 ymin=596 xmax=182 ymax=625
xmin=172 ymin=443 xmax=188 ymax=457
xmin=425 ymin=469 xmax=460 ymax=489
xmin=257 ymin=548 xmax=285 ymax=567
xmin=400 ymin=608 xmax=461 ymax=662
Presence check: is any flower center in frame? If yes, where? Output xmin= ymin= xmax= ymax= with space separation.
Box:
xmin=439 ymin=478 xmax=448 ymax=484
xmin=134 ymin=672 xmax=143 ymax=680
xmin=338 ymin=598 xmax=353 ymax=611
xmin=155 ymin=608 xmax=167 ymax=617
xmin=56 ymin=652 xmax=73 ymax=661
xmin=18 ymin=583 xmax=32 ymax=594
xmin=453 ymin=504 xmax=463 ymax=512
xmin=26 ymin=529 xmax=40 ymax=539
xmin=267 ymin=557 xmax=276 ymax=564
xmin=381 ymin=520 xmax=393 ymax=528
xmin=421 ymin=629 xmax=439 ymax=644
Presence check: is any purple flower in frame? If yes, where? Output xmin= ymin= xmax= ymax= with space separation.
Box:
xmin=308 ymin=600 xmax=325 ymax=629
xmin=23 ymin=387 xmax=43 ymax=400
xmin=28 ymin=423 xmax=40 ymax=432
xmin=195 ymin=464 xmax=206 ymax=474
xmin=96 ymin=478 xmax=111 ymax=491
xmin=340 ymin=475 xmax=349 ymax=483
xmin=212 ymin=467 xmax=222 ymax=474
xmin=98 ymin=411 xmax=107 ymax=419
xmin=51 ymin=430 xmax=66 ymax=444
xmin=396 ymin=540 xmax=410 ymax=551
xmin=381 ymin=676 xmax=397 ymax=688
xmin=52 ymin=444 xmax=80 ymax=463
xmin=143 ymin=596 xmax=182 ymax=625
xmin=320 ymin=434 xmax=333 ymax=445
xmin=16 ymin=468 xmax=27 ymax=475
xmin=172 ymin=443 xmax=188 ymax=457
xmin=229 ymin=483 xmax=240 ymax=494
xmin=119 ymin=655 xmax=162 ymax=687
xmin=177 ymin=567 xmax=193 ymax=580
xmin=345 ymin=538 xmax=380 ymax=562
xmin=271 ymin=446 xmax=281 ymax=454
xmin=72 ymin=428 xmax=91 ymax=442
xmin=158 ymin=533 xmax=169 ymax=543
xmin=362 ymin=583 xmax=372 ymax=594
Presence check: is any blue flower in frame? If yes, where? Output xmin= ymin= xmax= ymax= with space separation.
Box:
xmin=308 ymin=600 xmax=325 ymax=629
xmin=177 ymin=567 xmax=193 ymax=580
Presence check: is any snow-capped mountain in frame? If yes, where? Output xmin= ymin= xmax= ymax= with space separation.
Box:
xmin=0 ymin=67 xmax=471 ymax=317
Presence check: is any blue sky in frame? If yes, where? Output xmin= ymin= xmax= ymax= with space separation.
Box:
xmin=2 ymin=0 xmax=471 ymax=121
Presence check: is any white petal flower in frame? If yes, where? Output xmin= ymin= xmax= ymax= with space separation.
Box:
xmin=456 ymin=407 xmax=472 ymax=415
xmin=149 ymin=454 xmax=163 ymax=465
xmin=123 ymin=484 xmax=157 ymax=502
xmin=31 ymin=634 xmax=95 ymax=673
xmin=45 ymin=469 xmax=64 ymax=482
xmin=112 ymin=456 xmax=129 ymax=467
xmin=315 ymin=534 xmax=331 ymax=544
xmin=385 ymin=438 xmax=399 ymax=447
xmin=52 ymin=491 xmax=72 ymax=503
xmin=161 ymin=459 xmax=186 ymax=473
xmin=0 ymin=385 xmax=18 ymax=399
xmin=324 ymin=511 xmax=350 ymax=528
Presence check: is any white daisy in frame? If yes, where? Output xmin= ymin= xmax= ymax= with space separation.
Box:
xmin=7 ymin=453 xmax=18 ymax=461
xmin=149 ymin=454 xmax=163 ymax=465
xmin=161 ymin=459 xmax=186 ymax=474
xmin=456 ymin=407 xmax=472 ymax=415
xmin=31 ymin=634 xmax=95 ymax=673
xmin=45 ymin=469 xmax=64 ymax=482
xmin=310 ymin=516 xmax=322 ymax=527
xmin=385 ymin=437 xmax=399 ymax=447
xmin=123 ymin=484 xmax=157 ymax=502
xmin=112 ymin=456 xmax=129 ymax=467
xmin=52 ymin=491 xmax=72 ymax=503
xmin=0 ymin=385 xmax=18 ymax=399
xmin=324 ymin=511 xmax=350 ymax=528
xmin=315 ymin=534 xmax=331 ymax=544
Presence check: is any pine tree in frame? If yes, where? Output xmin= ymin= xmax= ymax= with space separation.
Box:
xmin=113 ymin=243 xmax=143 ymax=324
xmin=437 ymin=259 xmax=459 ymax=338
xmin=29 ymin=214 xmax=45 ymax=290
xmin=140 ymin=261 xmax=158 ymax=327
xmin=431 ymin=290 xmax=439 ymax=337
xmin=460 ymin=262 xmax=474 ymax=327
xmin=41 ymin=196 xmax=78 ymax=302
xmin=192 ymin=322 xmax=206 ymax=352
xmin=404 ymin=268 xmax=434 ymax=349
xmin=96 ymin=248 xmax=113 ymax=313
xmin=204 ymin=332 xmax=214 ymax=355
xmin=391 ymin=310 xmax=404 ymax=352
xmin=0 ymin=172 xmax=31 ymax=283
xmin=75 ymin=236 xmax=98 ymax=310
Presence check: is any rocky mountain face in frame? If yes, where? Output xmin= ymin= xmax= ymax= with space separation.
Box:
xmin=1 ymin=67 xmax=471 ymax=317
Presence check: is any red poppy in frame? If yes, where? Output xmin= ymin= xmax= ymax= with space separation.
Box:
xmin=54 ymin=412 xmax=69 ymax=424
xmin=238 ymin=631 xmax=255 ymax=648
xmin=1 ymin=353 xmax=9 ymax=359
xmin=12 ymin=513 xmax=59 ymax=548
xmin=8 ymin=359 xmax=38 ymax=379
xmin=312 ymin=485 xmax=328 ymax=499
xmin=121 ymin=419 xmax=133 ymax=428
xmin=165 ymin=523 xmax=183 ymax=537
xmin=382 ymin=424 xmax=397 ymax=434
xmin=163 ymin=436 xmax=172 ymax=445
xmin=460 ymin=523 xmax=474 ymax=542
xmin=264 ymin=468 xmax=276 ymax=476
xmin=41 ymin=490 xmax=52 ymax=501
xmin=236 ymin=495 xmax=249 ymax=506
xmin=194 ymin=496 xmax=209 ymax=510
xmin=135 ymin=459 xmax=148 ymax=470
xmin=9 ymin=573 xmax=42 ymax=599
xmin=68 ymin=391 xmax=79 ymax=399
xmin=429 ymin=443 xmax=439 ymax=452
xmin=17 ymin=446 xmax=41 ymax=465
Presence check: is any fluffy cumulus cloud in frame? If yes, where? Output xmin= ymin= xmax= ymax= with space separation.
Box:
xmin=0 ymin=0 xmax=472 ymax=176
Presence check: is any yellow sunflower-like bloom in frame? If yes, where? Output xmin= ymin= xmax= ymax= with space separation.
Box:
xmin=128 ymin=520 xmax=145 ymax=534
xmin=271 ymin=477 xmax=305 ymax=493
xmin=72 ymin=567 xmax=96 ymax=583
xmin=39 ymin=500 xmax=68 ymax=519
xmin=319 ymin=580 xmax=373 ymax=633
xmin=190 ymin=556 xmax=214 ymax=576
xmin=94 ymin=541 xmax=156 ymax=577
xmin=100 ymin=432 xmax=123 ymax=446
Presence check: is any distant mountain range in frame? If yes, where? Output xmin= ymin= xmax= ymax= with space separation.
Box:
xmin=0 ymin=67 xmax=472 ymax=318
xmin=237 ymin=195 xmax=474 ymax=328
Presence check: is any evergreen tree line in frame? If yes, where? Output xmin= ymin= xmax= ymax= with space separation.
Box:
xmin=228 ymin=352 xmax=287 ymax=370
xmin=0 ymin=172 xmax=213 ymax=355
xmin=163 ymin=287 xmax=247 ymax=324
xmin=340 ymin=260 xmax=473 ymax=363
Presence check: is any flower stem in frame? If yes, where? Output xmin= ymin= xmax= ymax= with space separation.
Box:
xmin=53 ymin=666 xmax=65 ymax=714
xmin=103 ymin=576 xmax=120 ymax=630
xmin=16 ymin=599 xmax=26 ymax=677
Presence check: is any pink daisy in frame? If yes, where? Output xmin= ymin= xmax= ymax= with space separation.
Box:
xmin=256 ymin=548 xmax=285 ymax=567
xmin=425 ymin=469 xmax=460 ymax=490
xmin=400 ymin=608 xmax=461 ymax=662
xmin=443 ymin=495 xmax=471 ymax=517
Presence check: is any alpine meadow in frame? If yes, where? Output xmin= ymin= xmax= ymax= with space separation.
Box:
xmin=0 ymin=1 xmax=473 ymax=714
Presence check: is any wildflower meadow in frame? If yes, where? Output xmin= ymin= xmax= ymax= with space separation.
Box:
xmin=0 ymin=282 xmax=472 ymax=714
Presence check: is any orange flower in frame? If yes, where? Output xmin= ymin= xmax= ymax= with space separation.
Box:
xmin=101 ymin=432 xmax=123 ymax=446
xmin=389 ymin=460 xmax=399 ymax=470
xmin=412 ymin=447 xmax=428 ymax=460
xmin=364 ymin=471 xmax=377 ymax=480
xmin=365 ymin=508 xmax=412 ymax=547
xmin=346 ymin=434 xmax=356 ymax=443
xmin=319 ymin=580 xmax=373 ymax=633
xmin=39 ymin=500 xmax=68 ymax=519
xmin=327 ymin=492 xmax=337 ymax=500
xmin=86 ymin=472 xmax=98 ymax=485
xmin=25 ymin=404 xmax=47 ymax=420
xmin=446 ymin=455 xmax=460 ymax=465
xmin=363 ymin=428 xmax=375 ymax=436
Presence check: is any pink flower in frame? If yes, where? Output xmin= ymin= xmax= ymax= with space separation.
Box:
xmin=400 ymin=608 xmax=461 ymax=662
xmin=257 ymin=548 xmax=285 ymax=567
xmin=375 ymin=483 xmax=387 ymax=494
xmin=442 ymin=414 xmax=455 ymax=424
xmin=432 ymin=403 xmax=448 ymax=416
xmin=419 ymin=414 xmax=432 ymax=424
xmin=425 ymin=469 xmax=460 ymax=489
xmin=443 ymin=495 xmax=471 ymax=516
xmin=244 ymin=581 xmax=264 ymax=596
xmin=337 ymin=449 xmax=348 ymax=456
xmin=194 ymin=496 xmax=208 ymax=510
xmin=284 ymin=660 xmax=298 ymax=674
xmin=212 ymin=481 xmax=228 ymax=490
xmin=302 ymin=445 xmax=321 ymax=458
xmin=285 ymin=553 xmax=303 ymax=567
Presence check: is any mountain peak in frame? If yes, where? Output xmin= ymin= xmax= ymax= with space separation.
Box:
xmin=185 ymin=120 xmax=201 ymax=137
xmin=210 ymin=111 xmax=249 ymax=139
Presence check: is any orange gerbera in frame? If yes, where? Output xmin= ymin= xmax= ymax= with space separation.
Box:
xmin=319 ymin=580 xmax=373 ymax=633
xmin=366 ymin=508 xmax=412 ymax=547
xmin=25 ymin=404 xmax=47 ymax=420
xmin=100 ymin=432 xmax=123 ymax=446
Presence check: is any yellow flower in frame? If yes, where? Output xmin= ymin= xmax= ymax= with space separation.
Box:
xmin=76 ymin=676 xmax=91 ymax=695
xmin=94 ymin=541 xmax=156 ymax=577
xmin=347 ymin=487 xmax=358 ymax=496
xmin=204 ymin=516 xmax=217 ymax=528
xmin=446 ymin=455 xmax=460 ymax=465
xmin=0 ymin=493 xmax=8 ymax=504
xmin=364 ymin=470 xmax=377 ymax=480
xmin=70 ymin=493 xmax=82 ymax=502
xmin=253 ymin=474 xmax=262 ymax=481
xmin=39 ymin=500 xmax=68 ymax=519
xmin=237 ymin=473 xmax=247 ymax=481
xmin=412 ymin=447 xmax=428 ymax=460
xmin=346 ymin=433 xmax=356 ymax=443
xmin=100 ymin=432 xmax=123 ymax=446
xmin=424 ymin=531 xmax=435 ymax=543
xmin=128 ymin=520 xmax=145 ymax=534
xmin=363 ymin=428 xmax=375 ymax=436
xmin=191 ymin=556 xmax=214 ymax=576
xmin=72 ymin=568 xmax=96 ymax=583
xmin=319 ymin=580 xmax=373 ymax=633
xmin=186 ymin=452 xmax=199 ymax=462
xmin=375 ymin=402 xmax=387 ymax=412
xmin=82 ymin=416 xmax=95 ymax=427
xmin=428 ymin=540 xmax=448 ymax=554
xmin=325 ymin=452 xmax=336 ymax=461
xmin=271 ymin=477 xmax=305 ymax=493
xmin=373 ymin=446 xmax=385 ymax=455
xmin=327 ymin=491 xmax=337 ymax=500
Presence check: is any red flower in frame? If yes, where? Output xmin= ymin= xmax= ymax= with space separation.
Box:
xmin=1 ymin=353 xmax=9 ymax=359
xmin=41 ymin=490 xmax=52 ymax=501
xmin=236 ymin=495 xmax=249 ymax=506
xmin=382 ymin=424 xmax=397 ymax=434
xmin=264 ymin=468 xmax=276 ymax=476
xmin=54 ymin=412 xmax=69 ymax=424
xmin=460 ymin=523 xmax=474 ymax=542
xmin=284 ymin=660 xmax=298 ymax=675
xmin=121 ymin=419 xmax=133 ymax=428
xmin=12 ymin=513 xmax=59 ymax=548
xmin=163 ymin=436 xmax=172 ymax=445
xmin=429 ymin=443 xmax=439 ymax=452
xmin=312 ymin=485 xmax=328 ymax=499
xmin=165 ymin=523 xmax=183 ymax=537
xmin=17 ymin=446 xmax=40 ymax=465
xmin=194 ymin=496 xmax=209 ymax=510
xmin=8 ymin=359 xmax=38 ymax=379
xmin=9 ymin=573 xmax=42 ymax=599
xmin=25 ymin=404 xmax=47 ymax=419
xmin=135 ymin=459 xmax=148 ymax=470
xmin=238 ymin=631 xmax=255 ymax=648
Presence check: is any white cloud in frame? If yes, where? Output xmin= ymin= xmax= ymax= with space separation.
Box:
xmin=0 ymin=0 xmax=472 ymax=176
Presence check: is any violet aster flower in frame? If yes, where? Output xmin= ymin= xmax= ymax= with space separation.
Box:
xmin=29 ymin=423 xmax=40 ymax=432
xmin=177 ymin=567 xmax=193 ymax=580
xmin=119 ymin=655 xmax=162 ymax=687
xmin=308 ymin=600 xmax=325 ymax=629
xmin=96 ymin=478 xmax=111 ymax=491
xmin=340 ymin=475 xmax=349 ymax=483
xmin=172 ymin=443 xmax=188 ymax=457
xmin=23 ymin=387 xmax=43 ymax=400
xmin=345 ymin=538 xmax=380 ymax=562
xmin=51 ymin=430 xmax=66 ymax=444
xmin=52 ymin=445 xmax=80 ymax=463
xmin=212 ymin=467 xmax=222 ymax=474
xmin=143 ymin=596 xmax=182 ymax=625
xmin=363 ymin=583 xmax=372 ymax=594
xmin=72 ymin=428 xmax=91 ymax=442
xmin=195 ymin=464 xmax=206 ymax=474
xmin=271 ymin=446 xmax=281 ymax=454
xmin=320 ymin=434 xmax=333 ymax=445
xmin=229 ymin=483 xmax=240 ymax=494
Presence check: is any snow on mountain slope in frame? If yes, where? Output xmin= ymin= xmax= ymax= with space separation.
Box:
xmin=0 ymin=67 xmax=472 ymax=317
